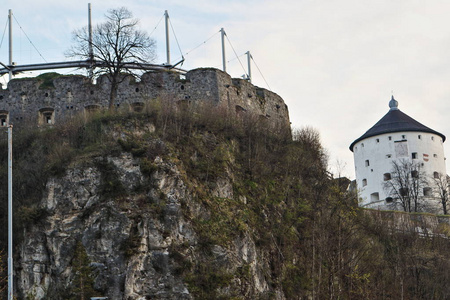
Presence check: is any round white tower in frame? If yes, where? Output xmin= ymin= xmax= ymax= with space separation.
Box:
xmin=350 ymin=97 xmax=446 ymax=212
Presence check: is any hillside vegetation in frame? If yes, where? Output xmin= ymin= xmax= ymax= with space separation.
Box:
xmin=0 ymin=98 xmax=448 ymax=299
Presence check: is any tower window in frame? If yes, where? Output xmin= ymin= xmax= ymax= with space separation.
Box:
xmin=376 ymin=138 xmax=380 ymax=143
xmin=431 ymin=136 xmax=434 ymax=141
xmin=383 ymin=173 xmax=391 ymax=181
xmin=362 ymin=179 xmax=367 ymax=186
xmin=361 ymin=143 xmax=364 ymax=147
xmin=388 ymin=136 xmax=392 ymax=141
xmin=402 ymin=135 xmax=406 ymax=139
xmin=370 ymin=192 xmax=380 ymax=202
xmin=385 ymin=197 xmax=393 ymax=203
xmin=412 ymin=152 xmax=418 ymax=159
xmin=411 ymin=170 xmax=418 ymax=178
xmin=433 ymin=154 xmax=438 ymax=158
xmin=434 ymin=171 xmax=439 ymax=179
xmin=386 ymin=154 xmax=392 ymax=158
xmin=423 ymin=187 xmax=432 ymax=197
xmin=399 ymin=188 xmax=408 ymax=196
xmin=418 ymin=135 xmax=421 ymax=139
xmin=365 ymin=160 xmax=370 ymax=167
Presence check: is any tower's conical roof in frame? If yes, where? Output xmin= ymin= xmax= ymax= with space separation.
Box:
xmin=349 ymin=97 xmax=446 ymax=151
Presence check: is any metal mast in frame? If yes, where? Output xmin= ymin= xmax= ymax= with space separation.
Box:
xmin=220 ymin=28 xmax=226 ymax=72
xmin=7 ymin=125 xmax=13 ymax=300
xmin=246 ymin=51 xmax=252 ymax=83
xmin=8 ymin=9 xmax=12 ymax=81
xmin=165 ymin=10 xmax=170 ymax=65
xmin=88 ymin=3 xmax=93 ymax=78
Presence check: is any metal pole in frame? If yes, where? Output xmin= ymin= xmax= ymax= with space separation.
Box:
xmin=8 ymin=9 xmax=12 ymax=82
xmin=220 ymin=28 xmax=226 ymax=72
xmin=88 ymin=3 xmax=93 ymax=78
xmin=246 ymin=51 xmax=252 ymax=83
xmin=165 ymin=10 xmax=170 ymax=65
xmin=7 ymin=125 xmax=13 ymax=300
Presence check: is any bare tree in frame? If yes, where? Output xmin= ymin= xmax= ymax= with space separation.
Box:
xmin=432 ymin=172 xmax=449 ymax=214
xmin=384 ymin=159 xmax=428 ymax=212
xmin=68 ymin=7 xmax=156 ymax=109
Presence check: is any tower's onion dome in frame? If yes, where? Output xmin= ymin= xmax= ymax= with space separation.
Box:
xmin=349 ymin=96 xmax=446 ymax=151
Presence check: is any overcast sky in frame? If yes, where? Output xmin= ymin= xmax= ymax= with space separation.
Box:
xmin=2 ymin=0 xmax=450 ymax=178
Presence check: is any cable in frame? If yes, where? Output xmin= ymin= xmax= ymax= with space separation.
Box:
xmin=251 ymin=56 xmax=271 ymax=91
xmin=13 ymin=14 xmax=47 ymax=62
xmin=148 ymin=13 xmax=164 ymax=38
xmin=0 ymin=18 xmax=8 ymax=49
xmin=173 ymin=30 xmax=220 ymax=62
xmin=213 ymin=52 xmax=246 ymax=68
xmin=168 ymin=17 xmax=184 ymax=61
xmin=225 ymin=34 xmax=247 ymax=78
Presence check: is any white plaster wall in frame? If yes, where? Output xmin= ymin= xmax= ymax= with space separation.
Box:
xmin=353 ymin=131 xmax=446 ymax=207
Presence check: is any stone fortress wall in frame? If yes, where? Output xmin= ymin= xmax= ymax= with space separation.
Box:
xmin=0 ymin=68 xmax=290 ymax=128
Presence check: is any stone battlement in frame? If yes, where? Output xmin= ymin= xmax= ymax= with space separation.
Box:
xmin=0 ymin=68 xmax=290 ymax=127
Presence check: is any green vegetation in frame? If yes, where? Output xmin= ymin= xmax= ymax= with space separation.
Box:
xmin=0 ymin=97 xmax=447 ymax=299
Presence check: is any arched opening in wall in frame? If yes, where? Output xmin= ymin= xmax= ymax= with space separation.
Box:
xmin=130 ymin=102 xmax=145 ymax=113
xmin=434 ymin=171 xmax=439 ymax=179
xmin=362 ymin=179 xmax=367 ymax=186
xmin=84 ymin=104 xmax=101 ymax=118
xmin=423 ymin=187 xmax=432 ymax=197
xmin=0 ymin=110 xmax=9 ymax=126
xmin=370 ymin=192 xmax=380 ymax=202
xmin=38 ymin=108 xmax=55 ymax=125
xmin=235 ymin=105 xmax=246 ymax=114
xmin=385 ymin=197 xmax=393 ymax=203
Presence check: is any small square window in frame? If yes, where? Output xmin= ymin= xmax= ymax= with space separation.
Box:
xmin=376 ymin=138 xmax=380 ymax=143
xmin=362 ymin=179 xmax=367 ymax=186
xmin=384 ymin=173 xmax=391 ymax=181
xmin=433 ymin=154 xmax=438 ymax=158
xmin=402 ymin=135 xmax=406 ymax=139
xmin=412 ymin=152 xmax=418 ymax=159
xmin=388 ymin=136 xmax=392 ymax=141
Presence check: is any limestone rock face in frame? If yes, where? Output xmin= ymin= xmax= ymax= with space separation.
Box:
xmin=16 ymin=151 xmax=280 ymax=299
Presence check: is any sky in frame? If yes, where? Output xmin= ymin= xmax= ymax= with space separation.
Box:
xmin=2 ymin=0 xmax=450 ymax=179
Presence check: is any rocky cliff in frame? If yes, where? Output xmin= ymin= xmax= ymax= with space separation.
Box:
xmin=13 ymin=105 xmax=293 ymax=299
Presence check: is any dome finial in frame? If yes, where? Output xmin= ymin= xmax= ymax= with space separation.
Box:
xmin=389 ymin=95 xmax=399 ymax=110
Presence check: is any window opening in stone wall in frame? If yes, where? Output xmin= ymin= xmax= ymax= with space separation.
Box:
xmin=431 ymin=136 xmax=434 ymax=141
xmin=371 ymin=192 xmax=380 ymax=202
xmin=131 ymin=102 xmax=144 ymax=113
xmin=38 ymin=108 xmax=55 ymax=126
xmin=412 ymin=152 xmax=418 ymax=159
xmin=361 ymin=143 xmax=364 ymax=147
xmin=385 ymin=197 xmax=393 ymax=203
xmin=423 ymin=187 xmax=432 ymax=197
xmin=362 ymin=179 xmax=367 ymax=186
xmin=418 ymin=135 xmax=421 ymax=139
xmin=135 ymin=87 xmax=140 ymax=92
xmin=434 ymin=171 xmax=439 ymax=179
xmin=411 ymin=170 xmax=418 ymax=178
xmin=433 ymin=154 xmax=438 ymax=158
xmin=388 ymin=136 xmax=392 ymax=141
xmin=402 ymin=135 xmax=406 ymax=139
xmin=0 ymin=111 xmax=9 ymax=126
xmin=376 ymin=138 xmax=379 ymax=143
xmin=383 ymin=173 xmax=391 ymax=181
xmin=365 ymin=160 xmax=370 ymax=167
